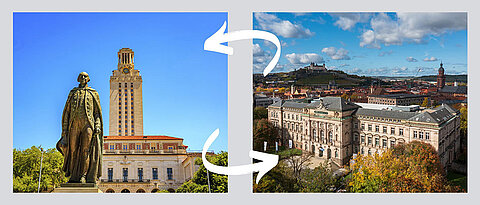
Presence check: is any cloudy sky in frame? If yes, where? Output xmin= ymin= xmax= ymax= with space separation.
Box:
xmin=253 ymin=12 xmax=467 ymax=76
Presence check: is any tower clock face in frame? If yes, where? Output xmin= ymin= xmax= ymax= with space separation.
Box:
xmin=123 ymin=68 xmax=129 ymax=74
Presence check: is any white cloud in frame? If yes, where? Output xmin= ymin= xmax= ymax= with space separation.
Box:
xmin=423 ymin=56 xmax=438 ymax=62
xmin=360 ymin=12 xmax=467 ymax=48
xmin=285 ymin=53 xmax=324 ymax=65
xmin=331 ymin=13 xmax=371 ymax=30
xmin=321 ymin=47 xmax=351 ymax=60
xmin=254 ymin=13 xmax=314 ymax=38
xmin=378 ymin=50 xmax=393 ymax=57
xmin=406 ymin=57 xmax=418 ymax=62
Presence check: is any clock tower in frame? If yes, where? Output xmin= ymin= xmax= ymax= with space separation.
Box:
xmin=109 ymin=48 xmax=143 ymax=136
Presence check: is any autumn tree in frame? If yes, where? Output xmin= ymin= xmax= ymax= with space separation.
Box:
xmin=297 ymin=162 xmax=345 ymax=192
xmin=13 ymin=146 xmax=68 ymax=192
xmin=176 ymin=152 xmax=228 ymax=193
xmin=348 ymin=141 xmax=461 ymax=192
xmin=421 ymin=97 xmax=429 ymax=107
xmin=253 ymin=119 xmax=279 ymax=153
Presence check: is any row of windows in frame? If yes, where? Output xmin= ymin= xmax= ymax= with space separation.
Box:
xmin=413 ymin=131 xmax=430 ymax=140
xmin=119 ymin=83 xmax=134 ymax=88
xmin=108 ymin=167 xmax=172 ymax=182
xmin=357 ymin=135 xmax=396 ymax=148
xmin=119 ymin=102 xmax=135 ymax=105
xmin=107 ymin=143 xmax=175 ymax=150
xmin=361 ymin=123 xmax=404 ymax=136
xmin=358 ymin=115 xmax=401 ymax=123
xmin=280 ymin=112 xmax=302 ymax=121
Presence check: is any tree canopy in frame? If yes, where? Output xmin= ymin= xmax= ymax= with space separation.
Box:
xmin=348 ymin=141 xmax=461 ymax=192
xmin=176 ymin=152 xmax=228 ymax=193
xmin=13 ymin=146 xmax=68 ymax=192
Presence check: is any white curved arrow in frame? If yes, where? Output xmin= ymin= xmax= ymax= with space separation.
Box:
xmin=202 ymin=129 xmax=279 ymax=183
xmin=204 ymin=21 xmax=281 ymax=76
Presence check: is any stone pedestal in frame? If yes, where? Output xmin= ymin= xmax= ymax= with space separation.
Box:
xmin=52 ymin=183 xmax=103 ymax=193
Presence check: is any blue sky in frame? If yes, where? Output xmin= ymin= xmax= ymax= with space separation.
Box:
xmin=253 ymin=12 xmax=467 ymax=76
xmin=13 ymin=12 xmax=228 ymax=152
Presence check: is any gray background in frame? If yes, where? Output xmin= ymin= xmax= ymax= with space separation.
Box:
xmin=1 ymin=0 xmax=478 ymax=204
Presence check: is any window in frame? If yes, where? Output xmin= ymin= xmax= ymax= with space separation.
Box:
xmin=123 ymin=168 xmax=128 ymax=182
xmin=399 ymin=128 xmax=404 ymax=136
xmin=118 ymin=125 xmax=121 ymax=128
xmin=375 ymin=138 xmax=379 ymax=146
xmin=368 ymin=150 xmax=371 ymax=155
xmin=375 ymin=125 xmax=379 ymax=132
xmin=354 ymin=133 xmax=359 ymax=142
xmin=419 ymin=132 xmax=423 ymax=139
xmin=368 ymin=136 xmax=372 ymax=145
xmin=361 ymin=148 xmax=364 ymax=154
xmin=361 ymin=124 xmax=365 ymax=130
xmin=119 ymin=93 xmax=121 ymax=96
xmin=125 ymin=98 xmax=127 ymax=101
xmin=320 ymin=130 xmax=324 ymax=142
xmin=382 ymin=139 xmax=387 ymax=148
xmin=138 ymin=168 xmax=143 ymax=182
xmin=413 ymin=131 xmax=417 ymax=138
xmin=425 ymin=132 xmax=430 ymax=140
xmin=119 ymin=83 xmax=121 ymax=87
xmin=368 ymin=124 xmax=372 ymax=131
xmin=109 ymin=144 xmax=114 ymax=150
xmin=390 ymin=140 xmax=395 ymax=148
xmin=354 ymin=122 xmax=358 ymax=129
xmin=329 ymin=132 xmax=333 ymax=143
xmin=122 ymin=144 xmax=127 ymax=150
xmin=108 ymin=168 xmax=113 ymax=182
xmin=119 ymin=102 xmax=121 ymax=105
xmin=152 ymin=168 xmax=158 ymax=180
xmin=391 ymin=127 xmax=395 ymax=135
xmin=383 ymin=126 xmax=387 ymax=134
xmin=361 ymin=135 xmax=365 ymax=144
xmin=335 ymin=150 xmax=338 ymax=158
xmin=136 ymin=144 xmax=141 ymax=150
xmin=167 ymin=168 xmax=173 ymax=180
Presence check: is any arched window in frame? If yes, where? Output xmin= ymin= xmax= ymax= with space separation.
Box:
xmin=105 ymin=189 xmax=115 ymax=193
xmin=151 ymin=189 xmax=160 ymax=193
xmin=136 ymin=189 xmax=146 ymax=193
xmin=328 ymin=131 xmax=333 ymax=143
xmin=320 ymin=130 xmax=324 ymax=142
xmin=121 ymin=189 xmax=130 ymax=193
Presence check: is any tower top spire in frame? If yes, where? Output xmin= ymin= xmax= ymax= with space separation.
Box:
xmin=117 ymin=48 xmax=134 ymax=70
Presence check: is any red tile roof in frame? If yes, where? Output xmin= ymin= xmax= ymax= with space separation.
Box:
xmin=103 ymin=136 xmax=183 ymax=140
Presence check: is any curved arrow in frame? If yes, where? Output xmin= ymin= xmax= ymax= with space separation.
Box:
xmin=204 ymin=21 xmax=281 ymax=76
xmin=202 ymin=129 xmax=279 ymax=183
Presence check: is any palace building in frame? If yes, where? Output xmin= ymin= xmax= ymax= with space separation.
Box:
xmin=267 ymin=97 xmax=461 ymax=168
xmin=99 ymin=48 xmax=202 ymax=193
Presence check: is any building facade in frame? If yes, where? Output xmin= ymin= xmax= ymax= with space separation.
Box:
xmin=99 ymin=136 xmax=199 ymax=193
xmin=368 ymin=94 xmax=429 ymax=106
xmin=267 ymin=97 xmax=461 ymax=168
xmin=100 ymin=48 xmax=201 ymax=193
xmin=109 ymin=48 xmax=144 ymax=136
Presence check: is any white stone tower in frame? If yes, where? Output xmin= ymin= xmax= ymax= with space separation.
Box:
xmin=109 ymin=48 xmax=143 ymax=136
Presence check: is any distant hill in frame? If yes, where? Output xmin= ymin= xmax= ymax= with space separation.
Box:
xmin=415 ymin=75 xmax=467 ymax=83
xmin=254 ymin=68 xmax=384 ymax=87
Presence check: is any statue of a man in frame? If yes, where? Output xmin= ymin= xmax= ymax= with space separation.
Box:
xmin=57 ymin=72 xmax=103 ymax=183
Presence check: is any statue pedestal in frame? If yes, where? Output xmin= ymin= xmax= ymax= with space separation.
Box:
xmin=52 ymin=183 xmax=103 ymax=193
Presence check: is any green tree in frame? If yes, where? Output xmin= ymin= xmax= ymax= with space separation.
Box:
xmin=348 ymin=141 xmax=461 ymax=192
xmin=253 ymin=119 xmax=279 ymax=153
xmin=13 ymin=146 xmax=68 ymax=192
xmin=253 ymin=106 xmax=268 ymax=120
xmin=176 ymin=152 xmax=228 ymax=193
xmin=297 ymin=162 xmax=345 ymax=192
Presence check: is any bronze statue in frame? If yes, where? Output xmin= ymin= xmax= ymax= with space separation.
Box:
xmin=57 ymin=72 xmax=103 ymax=183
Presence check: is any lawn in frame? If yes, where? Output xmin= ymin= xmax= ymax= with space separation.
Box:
xmin=446 ymin=171 xmax=467 ymax=192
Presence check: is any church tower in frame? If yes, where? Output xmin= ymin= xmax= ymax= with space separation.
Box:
xmin=437 ymin=62 xmax=446 ymax=91
xmin=109 ymin=48 xmax=143 ymax=136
